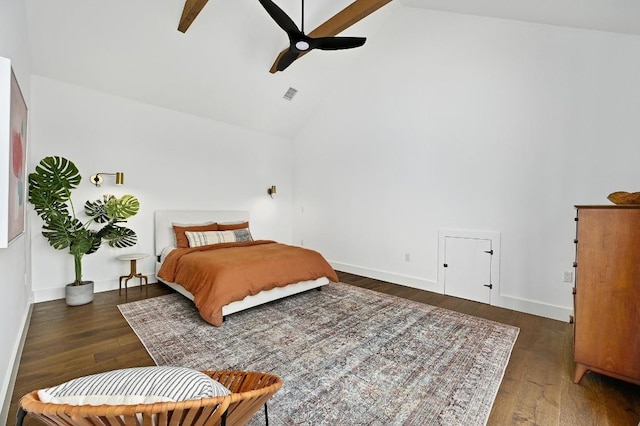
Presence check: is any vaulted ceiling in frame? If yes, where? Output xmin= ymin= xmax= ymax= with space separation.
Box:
xmin=24 ymin=0 xmax=640 ymax=140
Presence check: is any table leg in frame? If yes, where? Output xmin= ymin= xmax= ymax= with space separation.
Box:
xmin=119 ymin=274 xmax=133 ymax=296
xmin=119 ymin=259 xmax=139 ymax=297
xmin=119 ymin=259 xmax=148 ymax=297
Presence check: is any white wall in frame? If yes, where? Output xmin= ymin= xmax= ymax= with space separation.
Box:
xmin=0 ymin=0 xmax=32 ymax=423
xmin=29 ymin=76 xmax=294 ymax=301
xmin=293 ymin=8 xmax=640 ymax=320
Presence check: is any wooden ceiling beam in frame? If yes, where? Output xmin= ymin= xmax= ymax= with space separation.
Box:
xmin=269 ymin=0 xmax=393 ymax=73
xmin=178 ymin=0 xmax=210 ymax=33
xmin=308 ymin=0 xmax=392 ymax=38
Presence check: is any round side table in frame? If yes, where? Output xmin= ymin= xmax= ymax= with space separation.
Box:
xmin=117 ymin=253 xmax=149 ymax=296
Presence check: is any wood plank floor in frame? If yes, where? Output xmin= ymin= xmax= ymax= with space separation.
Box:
xmin=9 ymin=273 xmax=640 ymax=425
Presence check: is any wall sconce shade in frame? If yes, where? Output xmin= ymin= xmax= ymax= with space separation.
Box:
xmin=91 ymin=172 xmax=124 ymax=187
xmin=267 ymin=185 xmax=277 ymax=198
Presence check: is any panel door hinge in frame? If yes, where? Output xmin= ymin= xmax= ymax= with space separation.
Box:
xmin=484 ymin=249 xmax=494 ymax=255
xmin=484 ymin=283 xmax=493 ymax=289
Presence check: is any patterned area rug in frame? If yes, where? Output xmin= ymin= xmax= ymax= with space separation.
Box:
xmin=118 ymin=283 xmax=519 ymax=425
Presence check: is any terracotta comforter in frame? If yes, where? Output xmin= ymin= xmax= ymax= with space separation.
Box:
xmin=157 ymin=240 xmax=339 ymax=326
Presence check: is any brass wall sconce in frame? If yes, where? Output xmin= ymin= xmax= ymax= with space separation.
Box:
xmin=267 ymin=185 xmax=277 ymax=198
xmin=90 ymin=172 xmax=124 ymax=187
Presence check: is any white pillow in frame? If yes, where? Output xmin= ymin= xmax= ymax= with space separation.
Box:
xmin=38 ymin=366 xmax=230 ymax=406
xmin=160 ymin=246 xmax=175 ymax=262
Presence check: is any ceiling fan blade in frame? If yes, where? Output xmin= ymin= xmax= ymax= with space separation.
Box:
xmin=269 ymin=0 xmax=392 ymax=73
xmin=312 ymin=36 xmax=366 ymax=50
xmin=258 ymin=0 xmax=300 ymax=34
xmin=177 ymin=0 xmax=210 ymax=33
xmin=276 ymin=48 xmax=301 ymax=71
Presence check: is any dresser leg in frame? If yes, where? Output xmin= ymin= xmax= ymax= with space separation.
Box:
xmin=574 ymin=363 xmax=589 ymax=384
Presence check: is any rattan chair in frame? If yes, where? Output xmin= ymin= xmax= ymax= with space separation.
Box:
xmin=17 ymin=369 xmax=283 ymax=426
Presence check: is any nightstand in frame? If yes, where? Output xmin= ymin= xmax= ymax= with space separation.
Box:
xmin=117 ymin=253 xmax=149 ymax=296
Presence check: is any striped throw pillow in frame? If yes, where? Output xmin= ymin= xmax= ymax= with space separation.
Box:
xmin=185 ymin=229 xmax=253 ymax=247
xmin=37 ymin=366 xmax=230 ymax=406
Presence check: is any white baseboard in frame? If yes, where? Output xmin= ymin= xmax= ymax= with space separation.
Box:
xmin=496 ymin=294 xmax=572 ymax=322
xmin=331 ymin=262 xmax=572 ymax=322
xmin=33 ymin=274 xmax=158 ymax=303
xmin=330 ymin=261 xmax=438 ymax=292
xmin=1 ymin=303 xmax=33 ymax=426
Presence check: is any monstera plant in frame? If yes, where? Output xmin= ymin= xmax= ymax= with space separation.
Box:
xmin=29 ymin=156 xmax=140 ymax=305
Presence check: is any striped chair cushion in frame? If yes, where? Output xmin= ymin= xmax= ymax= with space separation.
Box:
xmin=37 ymin=366 xmax=230 ymax=406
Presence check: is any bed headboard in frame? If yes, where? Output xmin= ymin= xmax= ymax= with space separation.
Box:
xmin=154 ymin=210 xmax=250 ymax=257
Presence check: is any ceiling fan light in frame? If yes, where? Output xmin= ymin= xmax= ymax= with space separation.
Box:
xmin=295 ymin=40 xmax=310 ymax=51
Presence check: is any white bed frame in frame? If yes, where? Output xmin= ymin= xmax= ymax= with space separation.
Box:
xmin=154 ymin=210 xmax=329 ymax=317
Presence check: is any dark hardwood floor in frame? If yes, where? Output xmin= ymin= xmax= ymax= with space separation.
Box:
xmin=9 ymin=273 xmax=640 ymax=425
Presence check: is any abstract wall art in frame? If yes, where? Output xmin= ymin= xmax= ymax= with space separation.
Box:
xmin=0 ymin=56 xmax=28 ymax=248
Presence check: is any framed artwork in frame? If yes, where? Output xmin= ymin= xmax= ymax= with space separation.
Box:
xmin=0 ymin=56 xmax=28 ymax=248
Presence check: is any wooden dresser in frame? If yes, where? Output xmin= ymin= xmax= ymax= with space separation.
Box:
xmin=573 ymin=205 xmax=640 ymax=385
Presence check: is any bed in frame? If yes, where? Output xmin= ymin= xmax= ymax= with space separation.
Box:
xmin=154 ymin=210 xmax=338 ymax=326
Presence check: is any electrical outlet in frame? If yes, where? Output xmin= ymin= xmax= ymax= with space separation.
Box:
xmin=405 ymin=253 xmax=411 ymax=262
xmin=562 ymin=271 xmax=573 ymax=283
xmin=300 ymin=239 xmax=304 ymax=246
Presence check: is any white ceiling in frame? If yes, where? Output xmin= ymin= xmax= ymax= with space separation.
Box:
xmin=24 ymin=0 xmax=640 ymax=140
xmin=404 ymin=0 xmax=640 ymax=36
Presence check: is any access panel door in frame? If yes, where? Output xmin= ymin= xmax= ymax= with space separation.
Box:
xmin=443 ymin=236 xmax=493 ymax=304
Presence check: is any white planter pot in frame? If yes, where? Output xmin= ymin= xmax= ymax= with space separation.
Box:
xmin=65 ymin=281 xmax=94 ymax=306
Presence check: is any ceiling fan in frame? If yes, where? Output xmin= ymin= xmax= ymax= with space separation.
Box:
xmin=177 ymin=0 xmax=393 ymax=72
xmin=259 ymin=0 xmax=365 ymax=72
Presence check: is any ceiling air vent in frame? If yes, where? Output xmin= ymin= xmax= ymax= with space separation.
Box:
xmin=283 ymin=87 xmax=298 ymax=101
